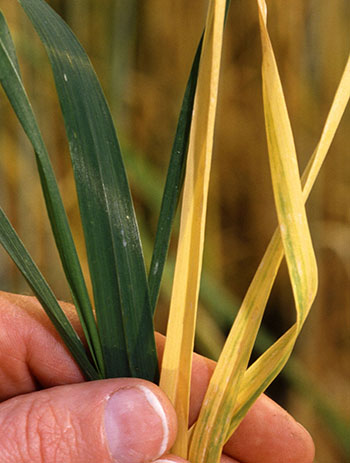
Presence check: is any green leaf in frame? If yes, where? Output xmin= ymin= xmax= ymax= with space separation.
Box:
xmin=0 ymin=12 xmax=104 ymax=378
xmin=0 ymin=13 xmax=20 ymax=75
xmin=18 ymin=0 xmax=158 ymax=381
xmin=148 ymin=39 xmax=202 ymax=314
xmin=148 ymin=0 xmax=231 ymax=314
xmin=0 ymin=208 xmax=99 ymax=381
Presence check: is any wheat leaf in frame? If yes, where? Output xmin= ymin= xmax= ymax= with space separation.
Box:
xmin=189 ymin=2 xmax=320 ymax=460
xmin=225 ymin=45 xmax=350 ymax=438
xmin=18 ymin=0 xmax=158 ymax=381
xmin=149 ymin=0 xmax=231 ymax=314
xmin=0 ymin=11 xmax=104 ymax=377
xmin=159 ymin=0 xmax=227 ymax=457
xmin=0 ymin=208 xmax=99 ymax=380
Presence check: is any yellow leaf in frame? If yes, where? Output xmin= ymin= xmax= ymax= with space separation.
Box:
xmin=159 ymin=0 xmax=226 ymax=457
xmin=190 ymin=2 xmax=350 ymax=460
xmin=226 ymin=46 xmax=350 ymax=440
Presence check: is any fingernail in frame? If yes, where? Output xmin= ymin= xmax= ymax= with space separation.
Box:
xmin=155 ymin=459 xmax=187 ymax=463
xmin=104 ymin=385 xmax=169 ymax=463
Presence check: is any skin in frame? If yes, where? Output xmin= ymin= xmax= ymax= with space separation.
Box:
xmin=0 ymin=291 xmax=315 ymax=463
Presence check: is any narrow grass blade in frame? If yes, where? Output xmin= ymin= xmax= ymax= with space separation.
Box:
xmin=228 ymin=326 xmax=295 ymax=433
xmin=226 ymin=46 xmax=350 ymax=439
xmin=190 ymin=2 xmax=350 ymax=453
xmin=18 ymin=0 xmax=158 ymax=381
xmin=189 ymin=2 xmax=323 ymax=460
xmin=0 ymin=208 xmax=99 ymax=381
xmin=159 ymin=0 xmax=227 ymax=457
xmin=0 ymin=12 xmax=104 ymax=377
xmin=301 ymin=51 xmax=350 ymax=202
xmin=124 ymin=146 xmax=350 ymax=456
xmin=258 ymin=0 xmax=318 ymax=326
xmin=148 ymin=39 xmax=202 ymax=313
xmin=189 ymin=230 xmax=283 ymax=463
xmin=0 ymin=14 xmax=20 ymax=74
xmin=149 ymin=0 xmax=231 ymax=314
xmin=142 ymin=187 xmax=350 ymax=458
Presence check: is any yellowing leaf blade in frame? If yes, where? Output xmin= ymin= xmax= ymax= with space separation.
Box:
xmin=302 ymin=52 xmax=350 ymax=201
xmin=163 ymin=1 xmax=350 ymax=460
xmin=188 ymin=229 xmax=284 ymax=463
xmin=259 ymin=3 xmax=318 ymax=324
xmin=190 ymin=2 xmax=324 ymax=461
xmin=159 ymin=0 xmax=226 ymax=457
xmin=225 ymin=15 xmax=350 ymax=441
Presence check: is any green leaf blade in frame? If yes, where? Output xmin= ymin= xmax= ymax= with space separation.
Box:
xmin=18 ymin=0 xmax=158 ymax=381
xmin=0 ymin=12 xmax=104 ymax=378
xmin=148 ymin=0 xmax=231 ymax=314
xmin=0 ymin=208 xmax=99 ymax=381
xmin=0 ymin=13 xmax=20 ymax=74
xmin=148 ymin=38 xmax=202 ymax=313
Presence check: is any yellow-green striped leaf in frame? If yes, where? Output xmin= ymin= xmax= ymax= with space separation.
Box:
xmin=159 ymin=0 xmax=227 ymax=457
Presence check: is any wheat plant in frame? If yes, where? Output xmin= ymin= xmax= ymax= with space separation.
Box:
xmin=0 ymin=0 xmax=349 ymax=462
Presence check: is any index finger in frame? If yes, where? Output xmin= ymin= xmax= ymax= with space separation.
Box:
xmin=156 ymin=334 xmax=314 ymax=462
xmin=0 ymin=292 xmax=315 ymax=462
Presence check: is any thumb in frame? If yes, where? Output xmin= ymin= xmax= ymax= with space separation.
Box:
xmin=0 ymin=378 xmax=178 ymax=463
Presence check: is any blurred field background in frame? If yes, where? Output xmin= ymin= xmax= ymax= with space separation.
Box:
xmin=0 ymin=1 xmax=349 ymax=461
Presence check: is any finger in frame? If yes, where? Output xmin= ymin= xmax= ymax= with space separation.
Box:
xmin=155 ymin=457 xmax=189 ymax=463
xmin=0 ymin=377 xmax=177 ymax=463
xmin=223 ymin=394 xmax=315 ymax=463
xmin=157 ymin=334 xmax=315 ymax=463
xmin=0 ymin=292 xmax=315 ymax=463
xmin=154 ymin=332 xmax=213 ymax=426
xmin=0 ymin=291 xmax=84 ymax=400
xmin=154 ymin=454 xmax=239 ymax=463
xmin=155 ymin=454 xmax=240 ymax=462
xmin=220 ymin=455 xmax=240 ymax=463
xmin=0 ymin=294 xmax=211 ymax=401
xmin=0 ymin=293 xmax=212 ymax=402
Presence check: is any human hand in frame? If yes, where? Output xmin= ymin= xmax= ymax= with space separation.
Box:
xmin=0 ymin=291 xmax=315 ymax=463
